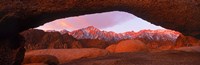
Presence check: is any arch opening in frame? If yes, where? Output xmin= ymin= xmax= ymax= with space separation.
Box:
xmin=35 ymin=11 xmax=166 ymax=33
xmin=21 ymin=11 xmax=200 ymax=51
xmin=20 ymin=11 xmax=200 ymax=64
xmin=1 ymin=1 xmax=200 ymax=65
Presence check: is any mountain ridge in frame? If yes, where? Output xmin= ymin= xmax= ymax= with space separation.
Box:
xmin=69 ymin=26 xmax=181 ymax=43
xmin=21 ymin=26 xmax=199 ymax=51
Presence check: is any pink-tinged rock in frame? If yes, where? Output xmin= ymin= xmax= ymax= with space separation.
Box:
xmin=106 ymin=44 xmax=117 ymax=53
xmin=106 ymin=40 xmax=147 ymax=53
xmin=25 ymin=48 xmax=109 ymax=64
xmin=23 ymin=55 xmax=59 ymax=65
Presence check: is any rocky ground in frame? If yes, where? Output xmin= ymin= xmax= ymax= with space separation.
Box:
xmin=61 ymin=50 xmax=200 ymax=65
xmin=22 ymin=46 xmax=200 ymax=65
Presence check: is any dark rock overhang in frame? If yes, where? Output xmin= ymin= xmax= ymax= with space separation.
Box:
xmin=0 ymin=0 xmax=200 ymax=38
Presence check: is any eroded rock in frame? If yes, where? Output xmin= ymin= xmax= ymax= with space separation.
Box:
xmin=25 ymin=48 xmax=109 ymax=64
xmin=0 ymin=0 xmax=200 ymax=65
xmin=106 ymin=40 xmax=147 ymax=53
xmin=23 ymin=55 xmax=59 ymax=65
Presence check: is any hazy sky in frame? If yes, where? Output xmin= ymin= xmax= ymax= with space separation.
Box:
xmin=36 ymin=11 xmax=165 ymax=33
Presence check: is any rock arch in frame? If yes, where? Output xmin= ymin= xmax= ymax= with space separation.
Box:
xmin=0 ymin=0 xmax=200 ymax=65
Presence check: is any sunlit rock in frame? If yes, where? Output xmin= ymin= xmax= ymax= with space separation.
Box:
xmin=25 ymin=48 xmax=109 ymax=64
xmin=106 ymin=40 xmax=147 ymax=53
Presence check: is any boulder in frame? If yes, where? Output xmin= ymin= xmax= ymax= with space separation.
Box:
xmin=25 ymin=48 xmax=109 ymax=64
xmin=23 ymin=55 xmax=59 ymax=65
xmin=106 ymin=40 xmax=147 ymax=53
xmin=106 ymin=44 xmax=117 ymax=53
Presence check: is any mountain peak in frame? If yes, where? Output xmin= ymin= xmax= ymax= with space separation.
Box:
xmin=85 ymin=26 xmax=97 ymax=29
xmin=60 ymin=29 xmax=69 ymax=34
xmin=87 ymin=26 xmax=96 ymax=28
xmin=82 ymin=26 xmax=100 ymax=31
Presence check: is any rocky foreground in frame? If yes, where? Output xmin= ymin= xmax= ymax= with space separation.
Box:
xmin=62 ymin=50 xmax=200 ymax=65
xmin=22 ymin=46 xmax=200 ymax=65
xmin=22 ymin=39 xmax=200 ymax=65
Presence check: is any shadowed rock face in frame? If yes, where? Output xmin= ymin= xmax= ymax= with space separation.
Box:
xmin=0 ymin=0 xmax=200 ymax=65
xmin=20 ymin=29 xmax=81 ymax=51
xmin=20 ymin=29 xmax=110 ymax=50
xmin=0 ymin=0 xmax=200 ymax=38
xmin=0 ymin=34 xmax=25 ymax=65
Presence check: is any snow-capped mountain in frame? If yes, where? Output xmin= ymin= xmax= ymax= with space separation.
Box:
xmin=69 ymin=26 xmax=181 ymax=42
xmin=132 ymin=30 xmax=181 ymax=42
xmin=68 ymin=26 xmax=126 ymax=42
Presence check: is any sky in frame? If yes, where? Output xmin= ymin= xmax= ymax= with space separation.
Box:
xmin=36 ymin=11 xmax=165 ymax=33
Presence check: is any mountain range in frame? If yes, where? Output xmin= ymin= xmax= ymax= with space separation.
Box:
xmin=69 ymin=26 xmax=181 ymax=43
xmin=21 ymin=26 xmax=200 ymax=51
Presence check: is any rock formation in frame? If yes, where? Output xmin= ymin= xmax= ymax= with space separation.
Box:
xmin=62 ymin=51 xmax=200 ymax=65
xmin=25 ymin=48 xmax=109 ymax=64
xmin=0 ymin=0 xmax=200 ymax=38
xmin=23 ymin=55 xmax=59 ymax=65
xmin=0 ymin=34 xmax=25 ymax=65
xmin=21 ymin=28 xmax=200 ymax=51
xmin=70 ymin=26 xmax=200 ymax=50
xmin=0 ymin=0 xmax=200 ymax=65
xmin=21 ymin=29 xmax=81 ymax=51
xmin=78 ymin=39 xmax=110 ymax=49
xmin=106 ymin=40 xmax=147 ymax=53
xmin=174 ymin=46 xmax=200 ymax=52
xmin=70 ymin=26 xmax=180 ymax=42
xmin=21 ymin=29 xmax=112 ymax=50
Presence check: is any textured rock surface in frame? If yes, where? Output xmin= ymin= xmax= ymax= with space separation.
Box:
xmin=78 ymin=39 xmax=110 ymax=49
xmin=70 ymin=26 xmax=181 ymax=42
xmin=25 ymin=48 xmax=109 ymax=64
xmin=175 ymin=34 xmax=200 ymax=48
xmin=105 ymin=44 xmax=117 ymax=53
xmin=0 ymin=0 xmax=200 ymax=65
xmin=21 ymin=29 xmax=111 ymax=50
xmin=0 ymin=0 xmax=200 ymax=38
xmin=23 ymin=55 xmax=59 ymax=65
xmin=175 ymin=46 xmax=200 ymax=52
xmin=21 ymin=29 xmax=81 ymax=51
xmin=70 ymin=26 xmax=199 ymax=50
xmin=22 ymin=29 xmax=200 ymax=51
xmin=61 ymin=51 xmax=200 ymax=65
xmin=0 ymin=34 xmax=25 ymax=65
xmin=106 ymin=40 xmax=147 ymax=53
